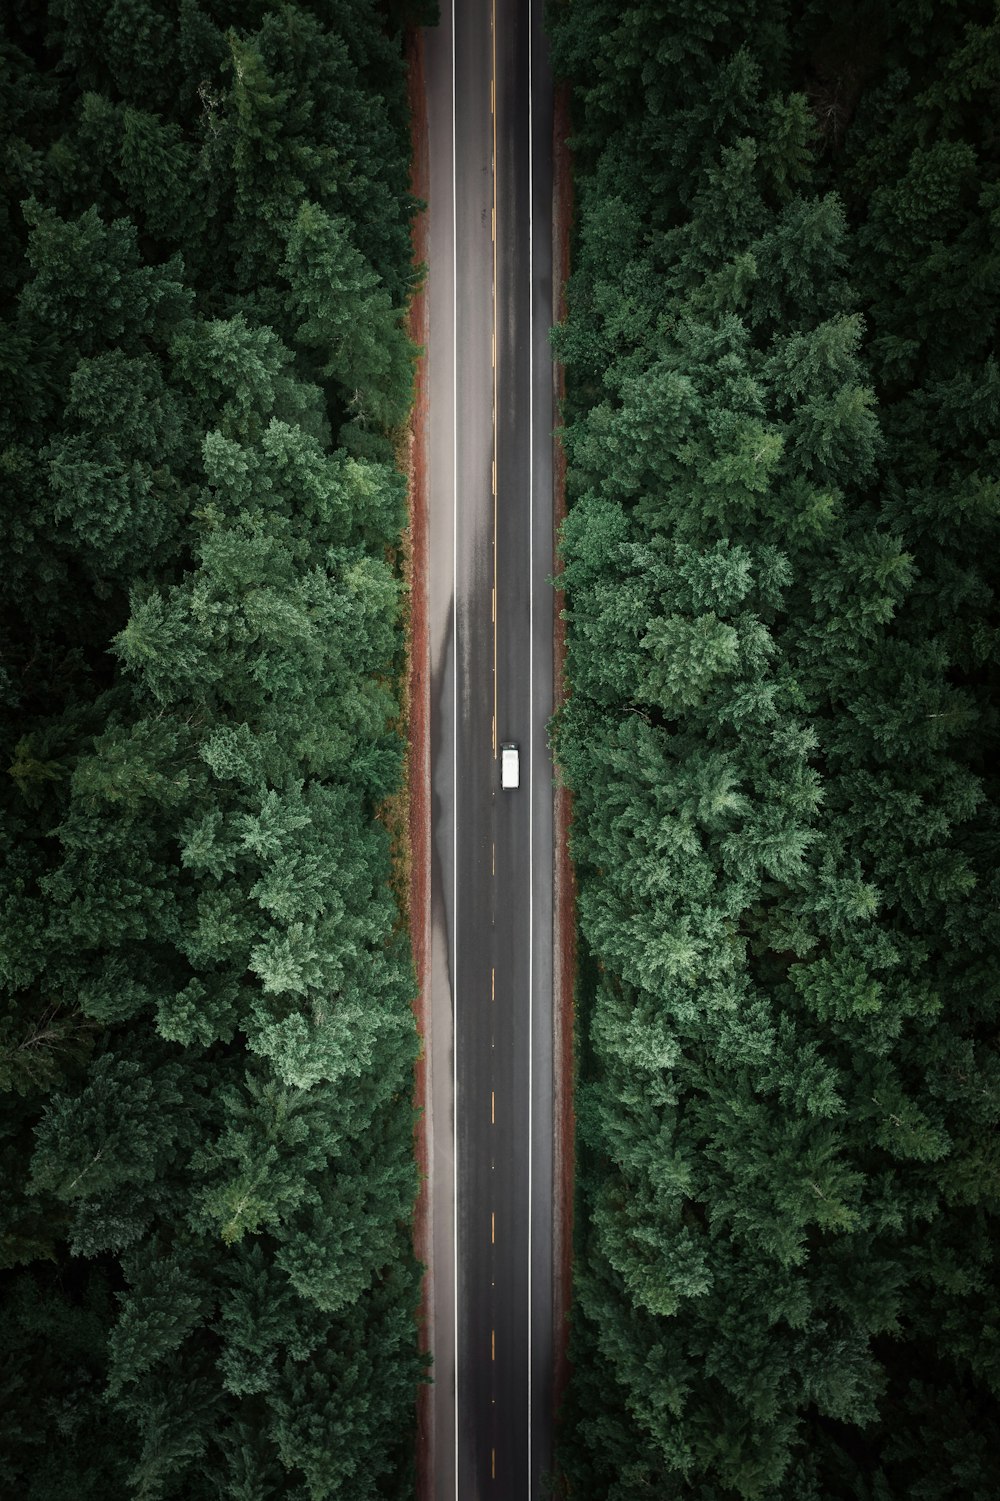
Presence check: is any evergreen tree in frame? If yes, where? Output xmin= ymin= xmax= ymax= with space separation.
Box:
xmin=0 ymin=1 xmax=425 ymax=1493
xmin=550 ymin=1 xmax=1000 ymax=1495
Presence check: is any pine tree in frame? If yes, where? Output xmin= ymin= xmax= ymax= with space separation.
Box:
xmin=0 ymin=2 xmax=425 ymax=1491
xmin=550 ymin=1 xmax=1000 ymax=1494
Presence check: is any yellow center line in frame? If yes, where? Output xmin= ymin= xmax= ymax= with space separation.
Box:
xmin=491 ymin=0 xmax=498 ymax=759
xmin=491 ymin=1328 xmax=495 ymax=1361
xmin=492 ymin=1448 xmax=496 ymax=1480
xmin=491 ymin=1089 xmax=495 ymax=1123
xmin=491 ymin=967 xmax=495 ymax=1000
xmin=491 ymin=1211 xmax=495 ymax=1243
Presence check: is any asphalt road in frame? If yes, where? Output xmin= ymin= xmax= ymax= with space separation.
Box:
xmin=424 ymin=2 xmax=555 ymax=1497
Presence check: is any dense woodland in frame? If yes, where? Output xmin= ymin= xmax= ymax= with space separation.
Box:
xmin=0 ymin=2 xmax=434 ymax=1495
xmin=550 ymin=1 xmax=1000 ymax=1497
xmin=4 ymin=0 xmax=999 ymax=1496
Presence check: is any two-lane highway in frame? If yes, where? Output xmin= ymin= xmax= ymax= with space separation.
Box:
xmin=423 ymin=2 xmax=554 ymax=1497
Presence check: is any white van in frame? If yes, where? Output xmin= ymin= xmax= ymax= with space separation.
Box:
xmin=500 ymin=743 xmax=519 ymax=790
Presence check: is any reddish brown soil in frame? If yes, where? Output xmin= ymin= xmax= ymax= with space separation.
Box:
xmin=405 ymin=26 xmax=433 ymax=1501
xmin=551 ymin=77 xmax=576 ymax=1464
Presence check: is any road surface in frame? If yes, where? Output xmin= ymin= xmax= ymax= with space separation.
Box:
xmin=423 ymin=1 xmax=555 ymax=1497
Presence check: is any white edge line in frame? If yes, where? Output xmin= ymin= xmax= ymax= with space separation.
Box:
xmin=451 ymin=3 xmax=459 ymax=1499
xmin=527 ymin=0 xmax=535 ymax=1493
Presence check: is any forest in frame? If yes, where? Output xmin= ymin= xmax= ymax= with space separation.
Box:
xmin=549 ymin=1 xmax=1000 ymax=1497
xmin=0 ymin=1 xmax=433 ymax=1496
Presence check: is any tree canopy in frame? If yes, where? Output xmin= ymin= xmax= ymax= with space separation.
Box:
xmin=0 ymin=2 xmax=431 ymax=1495
xmin=549 ymin=2 xmax=1000 ymax=1497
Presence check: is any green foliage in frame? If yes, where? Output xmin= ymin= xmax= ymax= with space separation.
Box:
xmin=0 ymin=1 xmax=424 ymax=1494
xmin=283 ymin=201 xmax=416 ymax=435
xmin=551 ymin=1 xmax=1000 ymax=1496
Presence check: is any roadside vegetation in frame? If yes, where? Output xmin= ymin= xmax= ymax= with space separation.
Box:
xmin=0 ymin=1 xmax=434 ymax=1495
xmin=549 ymin=2 xmax=1000 ymax=1496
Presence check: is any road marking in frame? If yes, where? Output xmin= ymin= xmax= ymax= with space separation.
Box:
xmin=491 ymin=967 xmax=495 ymax=1001
xmin=491 ymin=0 xmax=498 ymax=762
xmin=491 ymin=1329 xmax=495 ymax=1361
xmin=491 ymin=1090 xmax=495 ymax=1124
xmin=491 ymin=1211 xmax=496 ymax=1243
xmin=492 ymin=1449 xmax=496 ymax=1481
xmin=450 ymin=4 xmax=459 ymax=1498
xmin=527 ymin=1 xmax=535 ymax=1492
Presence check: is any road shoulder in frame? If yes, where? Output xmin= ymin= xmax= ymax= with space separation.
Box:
xmin=405 ymin=24 xmax=434 ymax=1501
xmin=551 ymin=75 xmax=576 ymax=1468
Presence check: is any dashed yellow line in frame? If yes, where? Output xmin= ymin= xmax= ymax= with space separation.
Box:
xmin=491 ymin=0 xmax=498 ymax=762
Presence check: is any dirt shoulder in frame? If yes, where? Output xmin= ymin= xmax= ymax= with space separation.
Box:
xmin=404 ymin=24 xmax=433 ymax=1501
xmin=551 ymin=75 xmax=576 ymax=1455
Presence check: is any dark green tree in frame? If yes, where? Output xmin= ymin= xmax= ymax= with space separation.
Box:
xmin=0 ymin=1 xmax=426 ymax=1493
xmin=549 ymin=1 xmax=1000 ymax=1496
